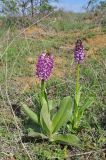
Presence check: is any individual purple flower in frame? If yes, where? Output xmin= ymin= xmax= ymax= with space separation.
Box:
xmin=36 ymin=52 xmax=54 ymax=80
xmin=74 ymin=39 xmax=85 ymax=63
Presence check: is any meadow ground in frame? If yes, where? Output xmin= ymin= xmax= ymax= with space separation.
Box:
xmin=0 ymin=12 xmax=106 ymax=159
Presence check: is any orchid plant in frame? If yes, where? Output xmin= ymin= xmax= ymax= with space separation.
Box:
xmin=21 ymin=40 xmax=94 ymax=147
xmin=21 ymin=52 xmax=80 ymax=147
xmin=70 ymin=40 xmax=94 ymax=130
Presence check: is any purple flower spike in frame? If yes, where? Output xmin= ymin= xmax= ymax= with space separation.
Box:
xmin=36 ymin=52 xmax=54 ymax=80
xmin=74 ymin=39 xmax=85 ymax=63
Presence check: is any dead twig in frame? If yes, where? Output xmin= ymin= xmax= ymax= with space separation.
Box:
xmin=67 ymin=149 xmax=106 ymax=158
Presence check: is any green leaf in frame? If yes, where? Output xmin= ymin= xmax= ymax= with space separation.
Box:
xmin=52 ymin=96 xmax=73 ymax=133
xmin=53 ymin=134 xmax=81 ymax=148
xmin=28 ymin=128 xmax=48 ymax=139
xmin=73 ymin=97 xmax=94 ymax=129
xmin=48 ymin=100 xmax=53 ymax=110
xmin=40 ymin=98 xmax=52 ymax=135
xmin=98 ymin=136 xmax=106 ymax=143
xmin=48 ymin=99 xmax=59 ymax=111
xmin=78 ymin=97 xmax=94 ymax=118
xmin=21 ymin=103 xmax=38 ymax=124
xmin=82 ymin=97 xmax=94 ymax=110
xmin=73 ymin=87 xmax=82 ymax=122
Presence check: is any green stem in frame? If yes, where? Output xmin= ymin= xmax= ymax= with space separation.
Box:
xmin=72 ymin=63 xmax=81 ymax=129
xmin=39 ymin=79 xmax=46 ymax=106
xmin=41 ymin=79 xmax=46 ymax=97
xmin=76 ymin=63 xmax=80 ymax=96
xmin=41 ymin=80 xmax=49 ymax=111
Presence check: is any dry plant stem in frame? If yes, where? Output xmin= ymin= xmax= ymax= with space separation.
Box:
xmin=67 ymin=149 xmax=106 ymax=158
xmin=0 ymin=85 xmax=32 ymax=160
xmin=0 ymin=12 xmax=55 ymax=159
xmin=47 ymin=149 xmax=106 ymax=159
xmin=6 ymin=93 xmax=33 ymax=160
xmin=4 ymin=36 xmax=33 ymax=160
xmin=0 ymin=87 xmax=10 ymax=133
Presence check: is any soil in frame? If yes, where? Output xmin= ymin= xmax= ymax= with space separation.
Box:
xmin=14 ymin=26 xmax=106 ymax=91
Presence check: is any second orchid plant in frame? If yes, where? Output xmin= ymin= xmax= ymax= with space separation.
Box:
xmin=21 ymin=40 xmax=94 ymax=147
xmin=70 ymin=40 xmax=94 ymax=130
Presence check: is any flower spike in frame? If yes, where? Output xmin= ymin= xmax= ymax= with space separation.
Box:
xmin=74 ymin=39 xmax=85 ymax=63
xmin=36 ymin=52 xmax=54 ymax=80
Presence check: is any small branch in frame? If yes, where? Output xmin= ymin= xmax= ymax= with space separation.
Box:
xmin=67 ymin=149 xmax=106 ymax=158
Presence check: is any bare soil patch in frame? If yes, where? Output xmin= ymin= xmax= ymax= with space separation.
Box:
xmin=14 ymin=76 xmax=39 ymax=92
xmin=86 ymin=34 xmax=106 ymax=57
xmin=87 ymin=34 xmax=106 ymax=48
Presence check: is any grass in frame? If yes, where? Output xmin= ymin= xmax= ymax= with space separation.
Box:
xmin=0 ymin=11 xmax=106 ymax=159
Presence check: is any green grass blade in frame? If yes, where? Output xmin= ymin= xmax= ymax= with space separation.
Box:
xmin=82 ymin=97 xmax=94 ymax=110
xmin=78 ymin=97 xmax=94 ymax=118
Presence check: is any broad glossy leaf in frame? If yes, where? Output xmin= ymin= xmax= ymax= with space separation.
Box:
xmin=40 ymin=98 xmax=52 ymax=135
xmin=21 ymin=103 xmax=38 ymax=124
xmin=52 ymin=96 xmax=73 ymax=133
xmin=53 ymin=134 xmax=81 ymax=148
